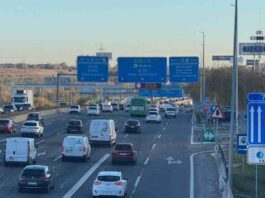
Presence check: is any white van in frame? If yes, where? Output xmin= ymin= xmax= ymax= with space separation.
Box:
xmin=62 ymin=136 xmax=91 ymax=162
xmin=89 ymin=119 xmax=117 ymax=146
xmin=4 ymin=137 xmax=37 ymax=166
xmin=87 ymin=104 xmax=100 ymax=116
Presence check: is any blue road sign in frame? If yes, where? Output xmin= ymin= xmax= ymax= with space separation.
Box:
xmin=248 ymin=93 xmax=265 ymax=102
xmin=139 ymin=89 xmax=183 ymax=98
xmin=248 ymin=93 xmax=265 ymax=146
xmin=118 ymin=57 xmax=167 ymax=83
xmin=204 ymin=97 xmax=210 ymax=105
xmin=169 ymin=57 xmax=199 ymax=83
xmin=77 ymin=56 xmax=108 ymax=82
xmin=209 ymin=104 xmax=216 ymax=113
xmin=237 ymin=134 xmax=247 ymax=155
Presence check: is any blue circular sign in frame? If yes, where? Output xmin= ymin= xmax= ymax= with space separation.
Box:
xmin=256 ymin=151 xmax=264 ymax=159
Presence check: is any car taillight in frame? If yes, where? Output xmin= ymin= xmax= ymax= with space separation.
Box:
xmin=115 ymin=181 xmax=124 ymax=186
xmin=61 ymin=146 xmax=64 ymax=152
xmin=19 ymin=176 xmax=26 ymax=181
xmin=27 ymin=145 xmax=30 ymax=155
xmin=41 ymin=176 xmax=49 ymax=181
xmin=112 ymin=150 xmax=118 ymax=155
xmin=94 ymin=181 xmax=102 ymax=185
xmin=83 ymin=146 xmax=87 ymax=153
xmin=5 ymin=124 xmax=11 ymax=129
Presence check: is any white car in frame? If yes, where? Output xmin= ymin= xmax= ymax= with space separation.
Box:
xmin=102 ymin=104 xmax=113 ymax=112
xmin=68 ymin=105 xmax=81 ymax=113
xmin=87 ymin=105 xmax=100 ymax=116
xmin=21 ymin=121 xmax=44 ymax=138
xmin=92 ymin=171 xmax=127 ymax=197
xmin=61 ymin=136 xmax=91 ymax=162
xmin=146 ymin=111 xmax=161 ymax=123
xmin=165 ymin=107 xmax=177 ymax=118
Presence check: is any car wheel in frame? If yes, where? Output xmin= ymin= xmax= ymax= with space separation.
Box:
xmin=4 ymin=162 xmax=8 ymax=167
xmin=61 ymin=155 xmax=66 ymax=161
xmin=44 ymin=185 xmax=50 ymax=193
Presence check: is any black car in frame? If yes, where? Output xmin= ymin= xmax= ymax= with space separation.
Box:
xmin=119 ymin=104 xmax=124 ymax=111
xmin=124 ymin=119 xmax=141 ymax=134
xmin=27 ymin=112 xmax=44 ymax=126
xmin=67 ymin=119 xmax=84 ymax=133
xmin=3 ymin=105 xmax=17 ymax=113
xmin=18 ymin=165 xmax=54 ymax=193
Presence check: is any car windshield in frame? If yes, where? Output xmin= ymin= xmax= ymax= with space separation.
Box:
xmin=0 ymin=120 xmax=9 ymax=124
xmin=115 ymin=144 xmax=132 ymax=150
xmin=24 ymin=122 xmax=37 ymax=126
xmin=22 ymin=169 xmax=45 ymax=177
xmin=98 ymin=175 xmax=120 ymax=182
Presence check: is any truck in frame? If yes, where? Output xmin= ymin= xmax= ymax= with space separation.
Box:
xmin=12 ymin=89 xmax=33 ymax=111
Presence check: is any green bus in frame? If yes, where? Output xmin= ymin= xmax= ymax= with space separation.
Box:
xmin=130 ymin=97 xmax=148 ymax=116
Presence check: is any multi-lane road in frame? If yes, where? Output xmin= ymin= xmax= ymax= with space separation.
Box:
xmin=0 ymin=110 xmax=220 ymax=198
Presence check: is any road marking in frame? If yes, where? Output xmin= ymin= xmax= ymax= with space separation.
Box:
xmin=190 ymin=150 xmax=213 ymax=198
xmin=36 ymin=139 xmax=46 ymax=145
xmin=134 ymin=176 xmax=141 ymax=187
xmin=190 ymin=126 xmax=202 ymax=145
xmin=157 ymin=134 xmax=161 ymax=139
xmin=124 ymin=134 xmax=128 ymax=138
xmin=0 ymin=139 xmax=6 ymax=143
xmin=56 ymin=130 xmax=65 ymax=135
xmin=144 ymin=157 xmax=150 ymax=166
xmin=63 ymin=154 xmax=110 ymax=198
xmin=163 ymin=127 xmax=166 ymax=131
xmin=53 ymin=155 xmax=62 ymax=162
xmin=0 ymin=150 xmax=1 ymax=154
xmin=152 ymin=144 xmax=156 ymax=150
xmin=37 ymin=152 xmax=46 ymax=157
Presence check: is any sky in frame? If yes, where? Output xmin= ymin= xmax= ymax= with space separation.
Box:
xmin=0 ymin=0 xmax=264 ymax=66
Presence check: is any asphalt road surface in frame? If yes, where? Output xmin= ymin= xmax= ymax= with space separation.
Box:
xmin=0 ymin=110 xmax=220 ymax=198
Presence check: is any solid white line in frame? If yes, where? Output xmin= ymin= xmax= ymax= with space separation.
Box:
xmin=163 ymin=127 xmax=166 ymax=131
xmin=36 ymin=139 xmax=46 ymax=145
xmin=157 ymin=134 xmax=161 ymax=139
xmin=134 ymin=176 xmax=141 ymax=187
xmin=124 ymin=134 xmax=129 ymax=138
xmin=53 ymin=155 xmax=62 ymax=162
xmin=190 ymin=150 xmax=213 ymax=198
xmin=190 ymin=126 xmax=202 ymax=145
xmin=152 ymin=144 xmax=156 ymax=150
xmin=0 ymin=139 xmax=6 ymax=143
xmin=37 ymin=152 xmax=46 ymax=157
xmin=144 ymin=157 xmax=150 ymax=166
xmin=56 ymin=130 xmax=64 ymax=135
xmin=63 ymin=154 xmax=110 ymax=198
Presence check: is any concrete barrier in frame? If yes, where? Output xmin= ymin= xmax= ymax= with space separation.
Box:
xmin=11 ymin=108 xmax=67 ymax=123
xmin=214 ymin=144 xmax=234 ymax=198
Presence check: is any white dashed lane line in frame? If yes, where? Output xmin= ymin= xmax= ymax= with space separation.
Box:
xmin=144 ymin=157 xmax=150 ymax=166
xmin=157 ymin=134 xmax=161 ymax=139
xmin=36 ymin=139 xmax=46 ymax=145
xmin=152 ymin=144 xmax=156 ymax=150
xmin=53 ymin=155 xmax=62 ymax=162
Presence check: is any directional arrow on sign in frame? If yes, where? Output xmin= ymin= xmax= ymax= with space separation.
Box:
xmin=204 ymin=132 xmax=214 ymax=140
xmin=250 ymin=106 xmax=255 ymax=143
xmin=258 ymin=106 xmax=262 ymax=143
xmin=165 ymin=157 xmax=182 ymax=165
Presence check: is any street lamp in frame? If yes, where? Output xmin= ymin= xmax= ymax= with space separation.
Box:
xmin=200 ymin=31 xmax=206 ymax=103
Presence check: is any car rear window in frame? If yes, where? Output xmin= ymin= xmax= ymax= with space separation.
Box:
xmin=69 ymin=121 xmax=81 ymax=126
xmin=0 ymin=120 xmax=9 ymax=124
xmin=27 ymin=114 xmax=40 ymax=120
xmin=71 ymin=106 xmax=78 ymax=109
xmin=65 ymin=138 xmax=83 ymax=145
xmin=98 ymin=175 xmax=120 ymax=182
xmin=149 ymin=112 xmax=158 ymax=115
xmin=22 ymin=169 xmax=45 ymax=177
xmin=89 ymin=107 xmax=97 ymax=110
xmin=115 ymin=144 xmax=132 ymax=150
xmin=24 ymin=122 xmax=37 ymax=126
xmin=127 ymin=120 xmax=139 ymax=125
xmin=167 ymin=108 xmax=175 ymax=111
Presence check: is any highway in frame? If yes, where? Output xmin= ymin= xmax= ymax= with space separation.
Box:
xmin=0 ymin=110 xmax=220 ymax=198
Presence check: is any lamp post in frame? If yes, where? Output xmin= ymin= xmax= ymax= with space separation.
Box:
xmin=200 ymin=31 xmax=206 ymax=103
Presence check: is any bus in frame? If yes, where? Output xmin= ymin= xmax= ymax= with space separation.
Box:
xmin=130 ymin=97 xmax=148 ymax=116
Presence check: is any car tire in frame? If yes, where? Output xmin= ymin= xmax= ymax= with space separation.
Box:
xmin=61 ymin=155 xmax=66 ymax=161
xmin=44 ymin=185 xmax=50 ymax=193
xmin=4 ymin=162 xmax=8 ymax=167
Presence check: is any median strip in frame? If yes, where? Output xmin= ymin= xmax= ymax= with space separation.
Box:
xmin=63 ymin=153 xmax=110 ymax=198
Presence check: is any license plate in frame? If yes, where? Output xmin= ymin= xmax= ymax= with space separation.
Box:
xmin=28 ymin=182 xmax=37 ymax=185
xmin=130 ymin=126 xmax=135 ymax=128
xmin=119 ymin=153 xmax=128 ymax=156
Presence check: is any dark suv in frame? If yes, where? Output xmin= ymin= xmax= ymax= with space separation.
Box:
xmin=124 ymin=119 xmax=141 ymax=134
xmin=67 ymin=119 xmax=84 ymax=133
xmin=27 ymin=112 xmax=44 ymax=126
xmin=18 ymin=165 xmax=54 ymax=193
xmin=112 ymin=143 xmax=137 ymax=165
